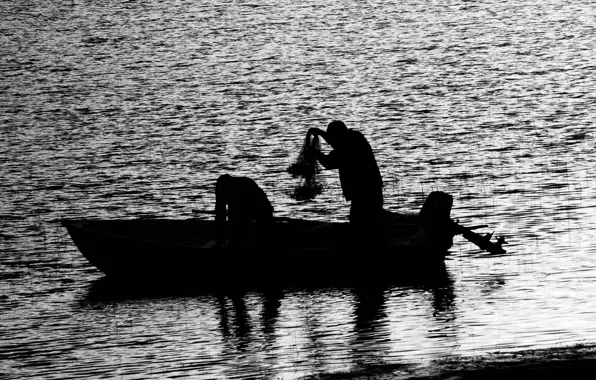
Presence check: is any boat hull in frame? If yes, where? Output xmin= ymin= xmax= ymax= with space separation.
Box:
xmin=63 ymin=217 xmax=450 ymax=288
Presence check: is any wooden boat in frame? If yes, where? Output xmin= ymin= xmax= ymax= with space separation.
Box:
xmin=62 ymin=213 xmax=454 ymax=288
xmin=62 ymin=192 xmax=503 ymax=288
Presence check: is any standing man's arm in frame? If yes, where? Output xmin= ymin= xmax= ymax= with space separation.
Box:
xmin=307 ymin=128 xmax=339 ymax=169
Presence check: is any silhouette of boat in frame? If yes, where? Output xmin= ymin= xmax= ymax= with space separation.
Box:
xmin=62 ymin=210 xmax=454 ymax=287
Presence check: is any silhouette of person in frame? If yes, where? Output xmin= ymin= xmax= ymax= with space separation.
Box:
xmin=215 ymin=174 xmax=274 ymax=246
xmin=306 ymin=121 xmax=383 ymax=239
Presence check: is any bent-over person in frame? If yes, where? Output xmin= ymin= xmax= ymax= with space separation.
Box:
xmin=215 ymin=174 xmax=274 ymax=246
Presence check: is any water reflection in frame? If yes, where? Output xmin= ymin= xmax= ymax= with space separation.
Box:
xmin=427 ymin=272 xmax=457 ymax=320
xmin=80 ymin=269 xmax=458 ymax=378
xmin=351 ymin=286 xmax=391 ymax=364
xmin=216 ymin=292 xmax=252 ymax=352
xmin=214 ymin=289 xmax=284 ymax=355
xmin=424 ymin=270 xmax=458 ymax=345
xmin=261 ymin=289 xmax=283 ymax=347
xmin=4 ymin=0 xmax=596 ymax=377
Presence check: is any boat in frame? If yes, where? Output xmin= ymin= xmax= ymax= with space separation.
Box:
xmin=62 ymin=192 xmax=471 ymax=288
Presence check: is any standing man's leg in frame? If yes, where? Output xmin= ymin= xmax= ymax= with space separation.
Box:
xmin=349 ymin=199 xmax=383 ymax=246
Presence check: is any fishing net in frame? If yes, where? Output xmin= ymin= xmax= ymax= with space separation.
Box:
xmin=287 ymin=134 xmax=326 ymax=201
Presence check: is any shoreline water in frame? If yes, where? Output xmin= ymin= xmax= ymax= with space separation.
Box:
xmin=301 ymin=343 xmax=596 ymax=379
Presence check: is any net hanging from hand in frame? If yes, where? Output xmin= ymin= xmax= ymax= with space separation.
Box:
xmin=286 ymin=134 xmax=326 ymax=201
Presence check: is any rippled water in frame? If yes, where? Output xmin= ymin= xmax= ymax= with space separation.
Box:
xmin=2 ymin=0 xmax=596 ymax=378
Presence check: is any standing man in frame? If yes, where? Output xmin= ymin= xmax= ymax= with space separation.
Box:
xmin=306 ymin=120 xmax=383 ymax=234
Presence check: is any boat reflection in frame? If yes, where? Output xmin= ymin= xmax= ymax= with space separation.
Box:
xmin=81 ymin=265 xmax=457 ymax=377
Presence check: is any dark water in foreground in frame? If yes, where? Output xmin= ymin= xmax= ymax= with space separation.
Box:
xmin=2 ymin=0 xmax=596 ymax=378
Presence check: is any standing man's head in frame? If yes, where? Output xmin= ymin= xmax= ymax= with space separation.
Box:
xmin=326 ymin=120 xmax=349 ymax=149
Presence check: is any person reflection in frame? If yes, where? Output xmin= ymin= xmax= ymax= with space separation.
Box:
xmin=350 ymin=286 xmax=390 ymax=361
xmin=216 ymin=292 xmax=251 ymax=351
xmin=261 ymin=289 xmax=283 ymax=343
xmin=352 ymin=286 xmax=387 ymax=334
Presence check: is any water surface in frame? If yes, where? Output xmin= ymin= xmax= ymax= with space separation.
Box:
xmin=2 ymin=0 xmax=596 ymax=378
